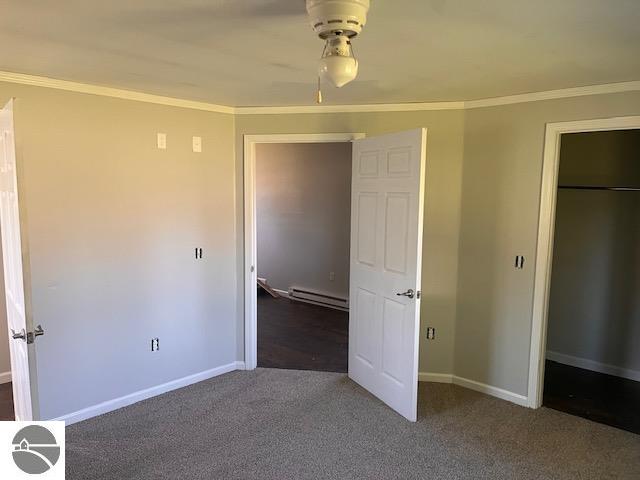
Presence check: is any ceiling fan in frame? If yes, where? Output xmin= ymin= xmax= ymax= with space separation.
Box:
xmin=305 ymin=0 xmax=371 ymax=102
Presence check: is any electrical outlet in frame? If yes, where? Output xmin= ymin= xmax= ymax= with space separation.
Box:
xmin=329 ymin=271 xmax=335 ymax=281
xmin=151 ymin=338 xmax=160 ymax=351
xmin=426 ymin=327 xmax=436 ymax=340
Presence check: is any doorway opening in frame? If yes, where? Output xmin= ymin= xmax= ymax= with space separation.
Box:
xmin=255 ymin=141 xmax=353 ymax=372
xmin=0 ymin=265 xmax=14 ymax=420
xmin=529 ymin=116 xmax=640 ymax=433
xmin=244 ymin=129 xmax=427 ymax=422
xmin=243 ymin=133 xmax=362 ymax=372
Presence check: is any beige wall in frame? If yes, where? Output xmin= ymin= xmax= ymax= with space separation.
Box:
xmin=1 ymin=82 xmax=236 ymax=419
xmin=456 ymin=91 xmax=640 ymax=396
xmin=236 ymin=110 xmax=466 ymax=375
xmin=256 ymin=142 xmax=352 ymax=297
xmin=1 ymin=77 xmax=638 ymax=417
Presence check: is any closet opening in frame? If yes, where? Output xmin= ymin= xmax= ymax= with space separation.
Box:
xmin=542 ymin=128 xmax=640 ymax=433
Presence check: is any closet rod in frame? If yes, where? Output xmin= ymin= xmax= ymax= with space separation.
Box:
xmin=558 ymin=185 xmax=640 ymax=192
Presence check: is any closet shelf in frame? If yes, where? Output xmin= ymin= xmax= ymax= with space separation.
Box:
xmin=558 ymin=185 xmax=640 ymax=192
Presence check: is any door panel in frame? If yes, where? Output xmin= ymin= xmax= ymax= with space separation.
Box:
xmin=0 ymin=100 xmax=34 ymax=421
xmin=381 ymin=297 xmax=406 ymax=385
xmin=349 ymin=128 xmax=426 ymax=422
xmin=384 ymin=193 xmax=410 ymax=273
xmin=355 ymin=193 xmax=377 ymax=266
xmin=354 ymin=287 xmax=376 ymax=368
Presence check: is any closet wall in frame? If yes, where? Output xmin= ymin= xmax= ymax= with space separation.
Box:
xmin=547 ymin=130 xmax=640 ymax=377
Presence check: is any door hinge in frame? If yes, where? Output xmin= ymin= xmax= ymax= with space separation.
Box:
xmin=26 ymin=325 xmax=45 ymax=344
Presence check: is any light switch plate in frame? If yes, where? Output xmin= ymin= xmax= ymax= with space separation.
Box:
xmin=192 ymin=136 xmax=202 ymax=153
xmin=157 ymin=133 xmax=167 ymax=150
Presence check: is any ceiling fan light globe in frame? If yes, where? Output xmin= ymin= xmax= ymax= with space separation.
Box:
xmin=318 ymin=56 xmax=358 ymax=88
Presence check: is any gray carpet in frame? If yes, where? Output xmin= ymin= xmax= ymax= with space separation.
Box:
xmin=66 ymin=368 xmax=640 ymax=479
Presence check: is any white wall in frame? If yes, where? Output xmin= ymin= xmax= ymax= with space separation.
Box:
xmin=256 ymin=142 xmax=352 ymax=297
xmin=1 ymin=81 xmax=237 ymax=420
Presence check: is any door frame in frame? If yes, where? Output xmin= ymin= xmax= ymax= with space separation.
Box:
xmin=528 ymin=115 xmax=640 ymax=408
xmin=243 ymin=133 xmax=365 ymax=370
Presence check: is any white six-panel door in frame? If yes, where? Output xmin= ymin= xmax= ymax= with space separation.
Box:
xmin=349 ymin=128 xmax=426 ymax=422
xmin=0 ymin=100 xmax=33 ymax=421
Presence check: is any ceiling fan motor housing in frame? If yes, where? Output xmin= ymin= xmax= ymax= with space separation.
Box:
xmin=306 ymin=0 xmax=370 ymax=39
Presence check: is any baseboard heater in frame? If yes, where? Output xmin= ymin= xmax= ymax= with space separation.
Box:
xmin=288 ymin=287 xmax=349 ymax=311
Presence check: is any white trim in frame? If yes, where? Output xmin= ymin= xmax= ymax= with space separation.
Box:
xmin=235 ymin=82 xmax=640 ymax=113
xmin=234 ymin=361 xmax=246 ymax=371
xmin=1 ymin=71 xmax=638 ymax=115
xmin=0 ymin=71 xmax=234 ymax=114
xmin=0 ymin=371 xmax=11 ymax=384
xmin=52 ymin=361 xmax=241 ymax=425
xmin=528 ymin=115 xmax=640 ymax=408
xmin=453 ymin=376 xmax=529 ymax=407
xmin=464 ymin=81 xmax=640 ymax=109
xmin=244 ymin=133 xmax=364 ymax=370
xmin=418 ymin=372 xmax=453 ymax=383
xmin=546 ymin=351 xmax=640 ymax=383
xmin=235 ymin=101 xmax=464 ymax=115
xmin=418 ymin=372 xmax=529 ymax=406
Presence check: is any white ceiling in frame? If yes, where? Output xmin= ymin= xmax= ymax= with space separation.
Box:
xmin=1 ymin=0 xmax=639 ymax=107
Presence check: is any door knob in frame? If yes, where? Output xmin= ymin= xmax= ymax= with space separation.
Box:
xmin=11 ymin=328 xmax=26 ymax=340
xmin=396 ymin=289 xmax=415 ymax=299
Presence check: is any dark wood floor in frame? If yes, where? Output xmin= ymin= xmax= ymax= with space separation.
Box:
xmin=543 ymin=360 xmax=640 ymax=434
xmin=258 ymin=293 xmax=348 ymax=373
xmin=0 ymin=382 xmax=15 ymax=421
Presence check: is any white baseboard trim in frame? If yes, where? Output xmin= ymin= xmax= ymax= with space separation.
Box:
xmin=546 ymin=350 xmax=640 ymax=382
xmin=452 ymin=376 xmax=529 ymax=407
xmin=235 ymin=361 xmax=246 ymax=371
xmin=0 ymin=371 xmax=11 ymax=384
xmin=273 ymin=288 xmax=289 ymax=297
xmin=418 ymin=371 xmax=529 ymax=407
xmin=53 ymin=361 xmax=241 ymax=425
xmin=418 ymin=372 xmax=453 ymax=383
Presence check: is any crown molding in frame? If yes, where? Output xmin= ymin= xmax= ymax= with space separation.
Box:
xmin=1 ymin=70 xmax=638 ymax=115
xmin=464 ymin=81 xmax=640 ymax=109
xmin=0 ymin=70 xmax=235 ymax=114
xmin=234 ymin=101 xmax=465 ymax=114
